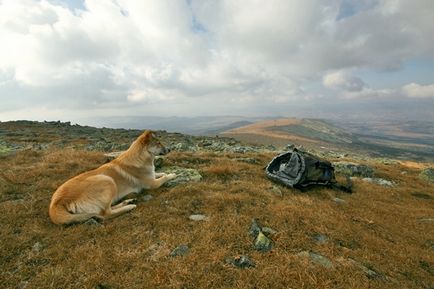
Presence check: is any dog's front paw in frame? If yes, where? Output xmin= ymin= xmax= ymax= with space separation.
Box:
xmin=167 ymin=173 xmax=177 ymax=180
xmin=122 ymin=198 xmax=137 ymax=206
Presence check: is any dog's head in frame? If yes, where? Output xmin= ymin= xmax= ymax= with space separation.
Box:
xmin=138 ymin=131 xmax=170 ymax=156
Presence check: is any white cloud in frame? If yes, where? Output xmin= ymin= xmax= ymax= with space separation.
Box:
xmin=0 ymin=0 xmax=433 ymax=119
xmin=323 ymin=71 xmax=366 ymax=92
xmin=402 ymin=83 xmax=434 ymax=98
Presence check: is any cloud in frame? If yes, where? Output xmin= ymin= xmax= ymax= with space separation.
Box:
xmin=402 ymin=83 xmax=434 ymax=98
xmin=0 ymin=0 xmax=434 ymax=120
xmin=323 ymin=71 xmax=366 ymax=92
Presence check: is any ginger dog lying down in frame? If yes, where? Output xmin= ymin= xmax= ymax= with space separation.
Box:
xmin=49 ymin=131 xmax=177 ymax=225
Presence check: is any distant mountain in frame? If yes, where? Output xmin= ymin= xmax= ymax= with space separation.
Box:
xmin=221 ymin=118 xmax=434 ymax=160
xmin=80 ymin=116 xmax=272 ymax=136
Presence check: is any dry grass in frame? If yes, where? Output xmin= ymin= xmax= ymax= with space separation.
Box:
xmin=0 ymin=149 xmax=433 ymax=289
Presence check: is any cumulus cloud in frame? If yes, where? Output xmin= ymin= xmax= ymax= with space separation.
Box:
xmin=323 ymin=71 xmax=366 ymax=92
xmin=402 ymin=83 xmax=434 ymax=98
xmin=0 ymin=0 xmax=434 ymax=120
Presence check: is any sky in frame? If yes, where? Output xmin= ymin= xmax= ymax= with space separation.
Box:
xmin=0 ymin=0 xmax=434 ymax=123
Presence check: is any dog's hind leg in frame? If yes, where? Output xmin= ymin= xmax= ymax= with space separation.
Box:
xmin=103 ymin=204 xmax=137 ymax=220
xmin=111 ymin=199 xmax=136 ymax=210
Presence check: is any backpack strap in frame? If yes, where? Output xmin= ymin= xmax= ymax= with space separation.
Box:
xmin=331 ymin=176 xmax=353 ymax=193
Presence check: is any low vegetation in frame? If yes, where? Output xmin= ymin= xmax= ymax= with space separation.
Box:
xmin=0 ymin=122 xmax=433 ymax=289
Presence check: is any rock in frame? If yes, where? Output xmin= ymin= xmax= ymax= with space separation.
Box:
xmin=420 ymin=168 xmax=434 ymax=183
xmin=312 ymin=233 xmax=328 ymax=244
xmin=161 ymin=166 xmax=202 ymax=187
xmin=338 ymin=257 xmax=382 ymax=279
xmin=249 ymin=219 xmax=273 ymax=252
xmin=362 ymin=177 xmax=394 ymax=187
xmin=84 ymin=218 xmax=103 ymax=226
xmin=333 ymin=197 xmax=345 ymax=204
xmin=189 ymin=214 xmax=208 ymax=221
xmin=418 ymin=218 xmax=434 ymax=223
xmin=173 ymin=142 xmax=197 ymax=152
xmin=254 ymin=231 xmax=273 ymax=252
xmin=169 ymin=244 xmax=190 ymax=257
xmin=269 ymin=185 xmax=283 ymax=196
xmin=411 ymin=192 xmax=433 ymax=200
xmin=235 ymin=157 xmax=260 ymax=165
xmin=262 ymin=227 xmax=278 ymax=235
xmin=142 ymin=195 xmax=153 ymax=202
xmin=32 ymin=242 xmax=43 ymax=253
xmin=297 ymin=251 xmax=333 ymax=269
xmin=225 ymin=255 xmax=255 ymax=268
xmin=333 ymin=162 xmax=374 ymax=178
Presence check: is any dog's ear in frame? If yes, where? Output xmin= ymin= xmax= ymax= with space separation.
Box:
xmin=139 ymin=130 xmax=154 ymax=146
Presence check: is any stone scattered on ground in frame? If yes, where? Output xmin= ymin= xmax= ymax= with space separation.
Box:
xmin=84 ymin=218 xmax=103 ymax=226
xmin=32 ymin=242 xmax=43 ymax=253
xmin=362 ymin=177 xmax=394 ymax=187
xmin=411 ymin=192 xmax=433 ymax=200
xmin=169 ymin=244 xmax=190 ymax=257
xmin=312 ymin=233 xmax=328 ymax=244
xmin=261 ymin=227 xmax=278 ymax=235
xmin=189 ymin=214 xmax=208 ymax=221
xmin=145 ymin=242 xmax=170 ymax=261
xmin=269 ymin=185 xmax=283 ymax=197
xmin=420 ymin=168 xmax=434 ymax=183
xmin=249 ymin=219 xmax=273 ymax=252
xmin=142 ymin=195 xmax=154 ymax=202
xmin=333 ymin=197 xmax=345 ymax=204
xmin=297 ymin=251 xmax=333 ymax=269
xmin=161 ymin=166 xmax=202 ymax=187
xmin=418 ymin=218 xmax=434 ymax=223
xmin=333 ymin=162 xmax=374 ymax=178
xmin=225 ymin=255 xmax=256 ymax=268
xmin=337 ymin=257 xmax=383 ymax=279
xmin=234 ymin=157 xmax=260 ymax=164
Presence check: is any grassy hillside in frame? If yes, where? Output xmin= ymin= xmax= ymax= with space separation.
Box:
xmin=222 ymin=118 xmax=434 ymax=161
xmin=0 ymin=121 xmax=433 ymax=289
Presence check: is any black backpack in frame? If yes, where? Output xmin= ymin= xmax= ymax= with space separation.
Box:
xmin=265 ymin=149 xmax=352 ymax=193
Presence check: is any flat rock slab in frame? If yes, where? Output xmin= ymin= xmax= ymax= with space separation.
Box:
xmin=297 ymin=251 xmax=333 ymax=269
xmin=161 ymin=166 xmax=202 ymax=187
xmin=189 ymin=214 xmax=208 ymax=221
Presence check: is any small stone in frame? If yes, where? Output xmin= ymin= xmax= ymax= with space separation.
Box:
xmin=32 ymin=242 xmax=43 ymax=253
xmin=362 ymin=177 xmax=394 ymax=187
xmin=254 ymin=231 xmax=273 ymax=252
xmin=169 ymin=244 xmax=190 ymax=257
xmin=262 ymin=227 xmax=278 ymax=235
xmin=189 ymin=214 xmax=208 ymax=221
xmin=297 ymin=251 xmax=333 ymax=268
xmin=225 ymin=255 xmax=255 ymax=268
xmin=142 ymin=195 xmax=154 ymax=202
xmin=420 ymin=168 xmax=434 ymax=183
xmin=162 ymin=166 xmax=202 ymax=187
xmin=418 ymin=218 xmax=434 ymax=223
xmin=333 ymin=197 xmax=345 ymax=204
xmin=269 ymin=185 xmax=283 ymax=196
xmin=312 ymin=233 xmax=328 ymax=244
xmin=411 ymin=192 xmax=433 ymax=200
xmin=249 ymin=219 xmax=261 ymax=237
xmin=84 ymin=218 xmax=103 ymax=226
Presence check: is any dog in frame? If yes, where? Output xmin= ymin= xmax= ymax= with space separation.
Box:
xmin=49 ymin=131 xmax=177 ymax=225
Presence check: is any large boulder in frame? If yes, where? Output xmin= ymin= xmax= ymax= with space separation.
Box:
xmin=333 ymin=161 xmax=374 ymax=178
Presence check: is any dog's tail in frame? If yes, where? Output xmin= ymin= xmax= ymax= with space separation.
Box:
xmin=49 ymin=203 xmax=102 ymax=225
